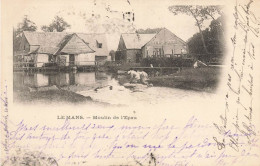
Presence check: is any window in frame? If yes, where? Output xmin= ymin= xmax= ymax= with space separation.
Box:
xmin=96 ymin=41 xmax=102 ymax=48
xmin=154 ymin=48 xmax=162 ymax=57
xmin=98 ymin=43 xmax=102 ymax=48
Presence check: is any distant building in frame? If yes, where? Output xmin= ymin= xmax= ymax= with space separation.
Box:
xmin=14 ymin=31 xmax=109 ymax=67
xmin=116 ymin=33 xmax=156 ymax=63
xmin=116 ymin=28 xmax=188 ymax=63
xmin=142 ymin=28 xmax=188 ymax=58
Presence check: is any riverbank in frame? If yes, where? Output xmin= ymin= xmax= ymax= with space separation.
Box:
xmin=13 ymin=89 xmax=93 ymax=104
xmin=148 ymin=67 xmax=221 ymax=93
xmin=13 ymin=68 xmax=221 ymax=105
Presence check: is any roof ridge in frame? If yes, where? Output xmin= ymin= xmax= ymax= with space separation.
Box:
xmin=54 ymin=34 xmax=75 ymax=55
xmin=23 ymin=31 xmax=108 ymax=35
xmin=160 ymin=28 xmax=186 ymax=43
xmin=23 ymin=31 xmax=68 ymax=34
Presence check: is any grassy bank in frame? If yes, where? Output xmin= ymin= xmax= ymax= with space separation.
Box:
xmin=149 ymin=67 xmax=221 ymax=93
xmin=13 ymin=89 xmax=93 ymax=104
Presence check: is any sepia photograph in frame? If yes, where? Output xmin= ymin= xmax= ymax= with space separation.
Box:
xmin=13 ymin=1 xmax=225 ymax=106
xmin=1 ymin=0 xmax=260 ymax=165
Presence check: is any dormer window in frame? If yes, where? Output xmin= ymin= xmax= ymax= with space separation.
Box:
xmin=96 ymin=41 xmax=102 ymax=48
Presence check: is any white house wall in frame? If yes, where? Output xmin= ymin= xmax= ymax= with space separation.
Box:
xmin=75 ymin=53 xmax=95 ymax=66
xmin=36 ymin=54 xmax=49 ymax=67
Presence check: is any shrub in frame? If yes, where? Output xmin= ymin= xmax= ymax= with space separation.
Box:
xmin=141 ymin=57 xmax=194 ymax=67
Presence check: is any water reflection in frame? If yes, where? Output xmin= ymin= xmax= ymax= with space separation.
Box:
xmin=13 ymin=72 xmax=112 ymax=91
xmin=13 ymin=71 xmax=215 ymax=106
xmin=75 ymin=73 xmax=95 ymax=85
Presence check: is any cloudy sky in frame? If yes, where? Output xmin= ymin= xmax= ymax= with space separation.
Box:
xmin=13 ymin=0 xmax=223 ymax=50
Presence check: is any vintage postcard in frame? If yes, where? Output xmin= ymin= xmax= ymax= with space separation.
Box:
xmin=1 ymin=0 xmax=260 ymax=165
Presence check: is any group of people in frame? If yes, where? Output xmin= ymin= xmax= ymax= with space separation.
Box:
xmin=127 ymin=70 xmax=149 ymax=85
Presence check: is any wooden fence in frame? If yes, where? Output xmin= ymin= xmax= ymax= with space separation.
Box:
xmin=13 ymin=61 xmax=99 ymax=72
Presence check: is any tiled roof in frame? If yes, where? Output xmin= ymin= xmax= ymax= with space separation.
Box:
xmin=23 ymin=31 xmax=107 ymax=55
xmin=76 ymin=33 xmax=109 ymax=56
xmin=121 ymin=33 xmax=156 ymax=49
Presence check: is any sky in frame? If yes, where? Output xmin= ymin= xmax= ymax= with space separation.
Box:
xmin=13 ymin=0 xmax=223 ymax=50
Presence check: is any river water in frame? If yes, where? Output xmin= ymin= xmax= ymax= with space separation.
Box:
xmin=13 ymin=72 xmax=217 ymax=106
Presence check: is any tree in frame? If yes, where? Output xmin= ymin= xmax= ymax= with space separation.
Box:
xmin=15 ymin=15 xmax=37 ymax=35
xmin=168 ymin=5 xmax=221 ymax=55
xmin=137 ymin=28 xmax=163 ymax=34
xmin=187 ymin=16 xmax=225 ymax=63
xmin=41 ymin=16 xmax=71 ymax=32
xmin=13 ymin=15 xmax=37 ymax=51
xmin=41 ymin=25 xmax=54 ymax=32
